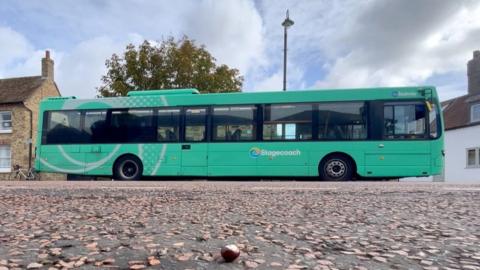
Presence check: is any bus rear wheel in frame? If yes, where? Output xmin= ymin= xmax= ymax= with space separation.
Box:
xmin=319 ymin=154 xmax=353 ymax=181
xmin=113 ymin=155 xmax=143 ymax=180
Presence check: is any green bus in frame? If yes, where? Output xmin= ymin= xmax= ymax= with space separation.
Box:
xmin=34 ymin=86 xmax=444 ymax=181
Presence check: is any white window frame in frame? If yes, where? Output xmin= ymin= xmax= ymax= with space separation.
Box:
xmin=466 ymin=147 xmax=480 ymax=169
xmin=0 ymin=111 xmax=12 ymax=133
xmin=471 ymin=104 xmax=480 ymax=123
xmin=0 ymin=145 xmax=11 ymax=173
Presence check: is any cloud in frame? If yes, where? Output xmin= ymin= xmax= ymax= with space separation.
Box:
xmin=312 ymin=0 xmax=480 ymax=99
xmin=437 ymin=83 xmax=469 ymax=101
xmin=183 ymin=0 xmax=265 ymax=74
xmin=252 ymin=63 xmax=305 ymax=91
xmin=1 ymin=0 xmax=267 ymax=97
xmin=56 ymin=34 xmax=144 ymax=98
xmin=0 ymin=26 xmax=33 ymax=77
xmin=0 ymin=26 xmax=143 ymax=99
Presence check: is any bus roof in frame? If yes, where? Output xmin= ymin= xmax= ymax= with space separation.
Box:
xmin=127 ymin=88 xmax=199 ymax=96
xmin=40 ymin=86 xmax=438 ymax=111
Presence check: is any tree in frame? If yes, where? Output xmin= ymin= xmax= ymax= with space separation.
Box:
xmin=97 ymin=37 xmax=243 ymax=97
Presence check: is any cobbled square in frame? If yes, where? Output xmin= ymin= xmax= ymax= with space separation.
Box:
xmin=1 ymin=181 xmax=479 ymax=269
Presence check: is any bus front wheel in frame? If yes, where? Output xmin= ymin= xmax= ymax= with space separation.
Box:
xmin=319 ymin=154 xmax=353 ymax=181
xmin=113 ymin=155 xmax=143 ymax=180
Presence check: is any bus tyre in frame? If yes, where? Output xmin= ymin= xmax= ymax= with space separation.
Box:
xmin=319 ymin=154 xmax=353 ymax=181
xmin=113 ymin=156 xmax=143 ymax=180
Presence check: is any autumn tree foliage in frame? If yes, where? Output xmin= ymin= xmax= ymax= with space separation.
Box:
xmin=98 ymin=37 xmax=243 ymax=96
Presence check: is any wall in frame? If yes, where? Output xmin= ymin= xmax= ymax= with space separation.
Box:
xmin=0 ymin=104 xmax=31 ymax=180
xmin=0 ymin=79 xmax=65 ymax=180
xmin=444 ymin=125 xmax=480 ymax=183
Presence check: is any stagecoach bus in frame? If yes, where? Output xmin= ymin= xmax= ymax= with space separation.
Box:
xmin=35 ymin=87 xmax=444 ymax=180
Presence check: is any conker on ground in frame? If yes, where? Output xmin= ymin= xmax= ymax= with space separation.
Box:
xmin=221 ymin=244 xmax=240 ymax=262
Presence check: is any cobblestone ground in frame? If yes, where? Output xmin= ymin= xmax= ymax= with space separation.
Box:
xmin=0 ymin=181 xmax=479 ymax=270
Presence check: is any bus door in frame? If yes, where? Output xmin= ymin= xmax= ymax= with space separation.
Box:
xmin=181 ymin=107 xmax=208 ymax=176
xmin=155 ymin=108 xmax=183 ymax=176
xmin=81 ymin=110 xmax=111 ymax=175
xmin=364 ymin=101 xmax=431 ymax=177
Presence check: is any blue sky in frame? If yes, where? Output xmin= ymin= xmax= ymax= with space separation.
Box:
xmin=1 ymin=0 xmax=479 ymax=100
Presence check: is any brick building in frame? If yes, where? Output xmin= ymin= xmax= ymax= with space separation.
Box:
xmin=0 ymin=51 xmax=61 ymax=180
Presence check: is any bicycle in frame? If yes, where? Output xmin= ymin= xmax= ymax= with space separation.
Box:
xmin=8 ymin=165 xmax=40 ymax=180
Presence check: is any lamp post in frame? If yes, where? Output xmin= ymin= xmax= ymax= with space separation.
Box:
xmin=282 ymin=9 xmax=294 ymax=91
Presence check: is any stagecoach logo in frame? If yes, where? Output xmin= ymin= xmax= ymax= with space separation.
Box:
xmin=249 ymin=147 xmax=301 ymax=158
xmin=249 ymin=147 xmax=262 ymax=158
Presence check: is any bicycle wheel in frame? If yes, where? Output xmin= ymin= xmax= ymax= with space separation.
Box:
xmin=28 ymin=171 xmax=39 ymax=181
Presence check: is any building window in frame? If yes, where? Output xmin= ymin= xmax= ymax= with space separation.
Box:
xmin=0 ymin=145 xmax=11 ymax=172
xmin=471 ymin=104 xmax=480 ymax=123
xmin=466 ymin=148 xmax=480 ymax=168
xmin=0 ymin=111 xmax=12 ymax=133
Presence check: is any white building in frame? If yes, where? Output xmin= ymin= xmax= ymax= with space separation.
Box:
xmin=439 ymin=51 xmax=480 ymax=183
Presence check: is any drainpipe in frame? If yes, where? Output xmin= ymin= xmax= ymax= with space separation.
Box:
xmin=23 ymin=104 xmax=33 ymax=170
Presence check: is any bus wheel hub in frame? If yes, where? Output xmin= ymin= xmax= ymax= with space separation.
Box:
xmin=326 ymin=160 xmax=346 ymax=178
xmin=122 ymin=161 xmax=138 ymax=178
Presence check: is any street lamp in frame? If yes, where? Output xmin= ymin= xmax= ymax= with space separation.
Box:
xmin=282 ymin=9 xmax=294 ymax=91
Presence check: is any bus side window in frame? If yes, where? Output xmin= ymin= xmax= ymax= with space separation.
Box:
xmin=185 ymin=108 xmax=207 ymax=142
xmin=429 ymin=102 xmax=439 ymax=139
xmin=84 ymin=110 xmax=108 ymax=143
xmin=110 ymin=109 xmax=155 ymax=143
xmin=45 ymin=111 xmax=84 ymax=144
xmin=383 ymin=103 xmax=426 ymax=139
xmin=212 ymin=106 xmax=256 ymax=141
xmin=263 ymin=104 xmax=312 ymax=140
xmin=157 ymin=108 xmax=180 ymax=142
xmin=318 ymin=102 xmax=366 ymax=140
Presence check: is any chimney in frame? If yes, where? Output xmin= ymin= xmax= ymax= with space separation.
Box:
xmin=41 ymin=50 xmax=54 ymax=80
xmin=467 ymin=50 xmax=480 ymax=95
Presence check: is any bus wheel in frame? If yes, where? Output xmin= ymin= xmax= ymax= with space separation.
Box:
xmin=113 ymin=155 xmax=143 ymax=180
xmin=319 ymin=154 xmax=353 ymax=181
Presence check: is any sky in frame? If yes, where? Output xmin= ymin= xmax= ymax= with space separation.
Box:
xmin=0 ymin=0 xmax=479 ymax=101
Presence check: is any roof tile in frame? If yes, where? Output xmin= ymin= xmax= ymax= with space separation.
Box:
xmin=442 ymin=93 xmax=480 ymax=130
xmin=0 ymin=76 xmax=45 ymax=104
